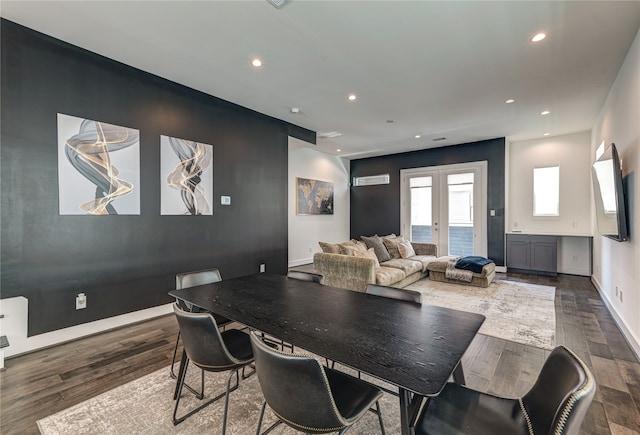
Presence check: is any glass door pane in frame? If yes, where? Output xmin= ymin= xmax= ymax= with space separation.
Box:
xmin=409 ymin=176 xmax=433 ymax=243
xmin=447 ymin=172 xmax=474 ymax=256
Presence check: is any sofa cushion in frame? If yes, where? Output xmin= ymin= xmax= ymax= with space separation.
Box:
xmin=361 ymin=235 xmax=391 ymax=262
xmin=410 ymin=255 xmax=438 ymax=272
xmin=397 ymin=240 xmax=416 ymax=258
xmin=375 ymin=266 xmax=406 ymax=286
xmin=352 ymin=247 xmax=380 ymax=268
xmin=318 ymin=242 xmax=341 ymax=254
xmin=381 ymin=258 xmax=423 ymax=276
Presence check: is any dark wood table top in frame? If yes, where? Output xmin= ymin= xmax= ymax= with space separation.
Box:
xmin=169 ymin=273 xmax=485 ymax=397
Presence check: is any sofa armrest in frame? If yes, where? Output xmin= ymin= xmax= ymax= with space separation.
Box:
xmin=411 ymin=242 xmax=437 ymax=256
xmin=313 ymin=252 xmax=376 ymax=292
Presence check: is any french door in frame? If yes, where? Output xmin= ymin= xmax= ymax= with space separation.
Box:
xmin=400 ymin=162 xmax=487 ymax=257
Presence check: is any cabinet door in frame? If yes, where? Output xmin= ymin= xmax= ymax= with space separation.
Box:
xmin=507 ymin=239 xmax=530 ymax=269
xmin=531 ymin=242 xmax=557 ymax=272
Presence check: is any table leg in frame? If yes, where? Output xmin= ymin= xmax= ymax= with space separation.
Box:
xmin=452 ymin=361 xmax=466 ymax=384
xmin=399 ymin=388 xmax=413 ymax=435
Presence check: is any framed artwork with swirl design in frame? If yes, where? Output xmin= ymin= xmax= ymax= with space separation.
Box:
xmin=296 ymin=177 xmax=334 ymax=215
xmin=160 ymin=135 xmax=213 ymax=215
xmin=57 ymin=113 xmax=140 ymax=215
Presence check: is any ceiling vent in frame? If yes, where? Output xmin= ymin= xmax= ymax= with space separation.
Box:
xmin=432 ymin=137 xmax=447 ymax=142
xmin=266 ymin=0 xmax=288 ymax=9
xmin=318 ymin=132 xmax=343 ymax=139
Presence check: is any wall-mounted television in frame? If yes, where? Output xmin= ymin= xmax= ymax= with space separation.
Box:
xmin=591 ymin=143 xmax=629 ymax=241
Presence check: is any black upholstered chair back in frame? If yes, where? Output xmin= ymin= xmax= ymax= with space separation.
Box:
xmin=287 ymin=270 xmax=325 ymax=284
xmin=365 ymin=284 xmax=423 ymax=304
xmin=522 ymin=345 xmax=596 ymax=434
xmin=250 ymin=331 xmax=348 ymax=432
xmin=173 ymin=304 xmax=245 ymax=371
xmin=177 ymin=268 xmax=222 ymax=289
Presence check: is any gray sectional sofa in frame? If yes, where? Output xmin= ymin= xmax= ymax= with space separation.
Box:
xmin=313 ymin=234 xmax=438 ymax=292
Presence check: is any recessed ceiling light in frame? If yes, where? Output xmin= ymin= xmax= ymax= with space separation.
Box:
xmin=541 ymin=110 xmax=550 ymax=115
xmin=505 ymin=99 xmax=515 ymax=104
xmin=544 ymin=133 xmax=550 ymax=136
xmin=251 ymin=58 xmax=262 ymax=67
xmin=290 ymin=107 xmax=300 ymax=114
xmin=415 ymin=135 xmax=421 ymax=139
xmin=348 ymin=94 xmax=357 ymax=101
xmin=531 ymin=33 xmax=546 ymax=42
xmin=336 ymin=149 xmax=341 ymax=152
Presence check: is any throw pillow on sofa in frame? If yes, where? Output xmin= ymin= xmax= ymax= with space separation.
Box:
xmin=318 ymin=242 xmax=341 ymax=254
xmin=361 ymin=234 xmax=391 ymax=262
xmin=352 ymin=247 xmax=380 ymax=268
xmin=397 ymin=240 xmax=416 ymax=258
xmin=382 ymin=235 xmax=407 ymax=259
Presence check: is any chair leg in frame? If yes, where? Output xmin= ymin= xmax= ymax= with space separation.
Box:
xmin=375 ymin=400 xmax=385 ymax=435
xmin=170 ymin=331 xmax=181 ymax=379
xmin=256 ymin=401 xmax=267 ymax=435
xmin=255 ymin=400 xmax=284 ymax=435
xmin=173 ymin=363 xmax=243 ymax=426
xmin=221 ymin=368 xmax=239 ymax=435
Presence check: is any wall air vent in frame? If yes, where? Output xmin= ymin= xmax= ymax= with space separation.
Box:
xmin=353 ymin=174 xmax=390 ymax=187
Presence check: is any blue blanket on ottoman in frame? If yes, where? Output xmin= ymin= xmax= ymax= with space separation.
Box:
xmin=455 ymin=256 xmax=493 ymax=274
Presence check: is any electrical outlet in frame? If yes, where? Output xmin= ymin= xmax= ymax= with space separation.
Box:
xmin=76 ymin=293 xmax=87 ymax=310
xmin=260 ymin=263 xmax=266 ymax=273
xmin=615 ymin=286 xmax=619 ymax=297
xmin=620 ymin=289 xmax=623 ymax=303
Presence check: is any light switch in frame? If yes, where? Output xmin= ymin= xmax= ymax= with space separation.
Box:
xmin=490 ymin=209 xmax=496 ymax=216
xmin=221 ymin=196 xmax=231 ymax=205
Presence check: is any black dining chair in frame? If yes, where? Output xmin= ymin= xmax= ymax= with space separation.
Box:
xmin=414 ymin=345 xmax=596 ymax=435
xmin=287 ymin=270 xmax=325 ymax=284
xmin=249 ymin=330 xmax=386 ymax=435
xmin=172 ymin=304 xmax=255 ymax=430
xmin=170 ymin=268 xmax=232 ymax=380
xmin=365 ymin=284 xmax=422 ymax=304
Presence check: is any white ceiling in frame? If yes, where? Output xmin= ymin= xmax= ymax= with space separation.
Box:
xmin=2 ymin=1 xmax=639 ymax=159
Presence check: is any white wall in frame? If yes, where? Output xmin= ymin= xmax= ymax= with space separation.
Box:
xmin=591 ymin=27 xmax=639 ymax=357
xmin=508 ymin=131 xmax=592 ymax=236
xmin=288 ymin=138 xmax=350 ymax=267
xmin=507 ymin=132 xmax=593 ymax=275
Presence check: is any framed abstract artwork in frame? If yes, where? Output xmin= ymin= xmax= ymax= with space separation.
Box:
xmin=296 ymin=177 xmax=334 ymax=215
xmin=160 ymin=135 xmax=213 ymax=215
xmin=57 ymin=113 xmax=140 ymax=215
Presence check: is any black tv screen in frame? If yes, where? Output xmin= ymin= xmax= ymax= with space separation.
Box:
xmin=592 ymin=143 xmax=629 ymax=241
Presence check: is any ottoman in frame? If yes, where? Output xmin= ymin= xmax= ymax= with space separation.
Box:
xmin=427 ymin=256 xmax=495 ymax=287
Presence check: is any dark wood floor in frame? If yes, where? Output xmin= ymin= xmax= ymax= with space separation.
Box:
xmin=1 ymin=272 xmax=639 ymax=434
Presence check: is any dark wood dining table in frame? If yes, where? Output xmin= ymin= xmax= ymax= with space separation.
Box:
xmin=169 ymin=273 xmax=485 ymax=435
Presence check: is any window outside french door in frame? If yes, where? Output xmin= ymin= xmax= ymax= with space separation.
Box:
xmin=401 ymin=162 xmax=487 ymax=257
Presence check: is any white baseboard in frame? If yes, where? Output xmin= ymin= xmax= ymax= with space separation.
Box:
xmin=288 ymin=257 xmax=314 ymax=268
xmin=495 ymin=265 xmax=507 ymax=273
xmin=591 ymin=275 xmax=640 ymax=360
xmin=2 ymin=300 xmax=173 ymax=359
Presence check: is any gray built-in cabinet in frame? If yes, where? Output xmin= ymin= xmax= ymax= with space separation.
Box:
xmin=506 ymin=234 xmax=558 ymax=275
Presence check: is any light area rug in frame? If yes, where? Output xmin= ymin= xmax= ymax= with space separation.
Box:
xmin=37 ymin=362 xmax=401 ymax=435
xmin=406 ymin=278 xmax=556 ymax=350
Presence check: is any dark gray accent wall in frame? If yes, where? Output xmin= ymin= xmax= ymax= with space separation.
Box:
xmin=1 ymin=19 xmax=292 ymax=335
xmin=350 ymin=138 xmax=506 ymax=265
